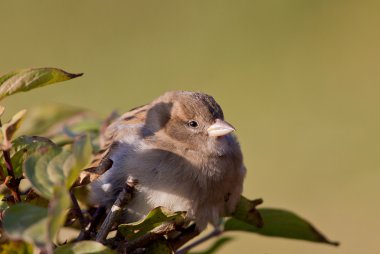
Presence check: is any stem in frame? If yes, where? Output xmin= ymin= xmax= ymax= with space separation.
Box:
xmin=169 ymin=224 xmax=200 ymax=251
xmin=88 ymin=206 xmax=106 ymax=236
xmin=0 ymin=164 xmax=5 ymax=180
xmin=3 ymin=176 xmax=21 ymax=203
xmin=0 ymin=119 xmax=21 ymax=203
xmin=70 ymin=191 xmax=87 ymax=234
xmin=3 ymin=153 xmax=21 ymax=202
xmin=95 ymin=177 xmax=136 ymax=243
xmin=3 ymin=149 xmax=15 ymax=178
xmin=175 ymin=228 xmax=222 ymax=254
xmin=123 ymin=232 xmax=162 ymax=253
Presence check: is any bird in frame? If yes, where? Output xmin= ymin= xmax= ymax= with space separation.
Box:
xmin=90 ymin=91 xmax=246 ymax=231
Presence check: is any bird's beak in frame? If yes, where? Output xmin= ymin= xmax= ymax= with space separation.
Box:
xmin=207 ymin=119 xmax=236 ymax=137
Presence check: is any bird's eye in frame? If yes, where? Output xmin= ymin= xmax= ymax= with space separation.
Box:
xmin=188 ymin=120 xmax=199 ymax=128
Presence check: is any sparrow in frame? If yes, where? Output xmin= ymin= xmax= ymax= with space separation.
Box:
xmin=90 ymin=91 xmax=246 ymax=230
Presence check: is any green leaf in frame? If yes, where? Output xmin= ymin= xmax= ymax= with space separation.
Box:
xmin=0 ymin=109 xmax=27 ymax=150
xmin=11 ymin=149 xmax=29 ymax=178
xmin=224 ymin=208 xmax=339 ymax=246
xmin=0 ymin=241 xmax=34 ymax=254
xmin=48 ymin=150 xmax=72 ymax=185
xmin=66 ymin=134 xmax=92 ymax=188
xmin=189 ymin=237 xmax=234 ymax=254
xmin=0 ymin=70 xmax=19 ymax=85
xmin=2 ymin=189 xmax=71 ymax=250
xmin=54 ymin=241 xmax=114 ymax=254
xmin=0 ymin=68 xmax=83 ymax=101
xmin=231 ymin=196 xmax=263 ymax=228
xmin=11 ymin=135 xmax=56 ymax=178
xmin=16 ymin=103 xmax=84 ymax=136
xmin=3 ymin=203 xmax=48 ymax=247
xmin=24 ymin=135 xmax=92 ymax=199
xmin=12 ymin=135 xmax=56 ymax=151
xmin=24 ymin=147 xmax=65 ymax=199
xmin=118 ymin=207 xmax=186 ymax=239
xmin=47 ymin=186 xmax=71 ymax=243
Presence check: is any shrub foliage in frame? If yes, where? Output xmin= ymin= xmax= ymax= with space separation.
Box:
xmin=0 ymin=68 xmax=338 ymax=254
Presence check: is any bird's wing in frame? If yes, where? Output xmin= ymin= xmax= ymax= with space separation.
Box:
xmin=75 ymin=105 xmax=149 ymax=186
xmin=75 ymin=125 xmax=118 ymax=186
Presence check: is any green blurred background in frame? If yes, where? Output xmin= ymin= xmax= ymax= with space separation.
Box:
xmin=1 ymin=0 xmax=379 ymax=253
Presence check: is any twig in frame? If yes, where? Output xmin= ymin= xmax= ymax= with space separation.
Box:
xmin=88 ymin=206 xmax=106 ymax=237
xmin=73 ymin=206 xmax=106 ymax=241
xmin=0 ymin=164 xmax=5 ymax=180
xmin=123 ymin=232 xmax=163 ymax=253
xmin=95 ymin=177 xmax=137 ymax=243
xmin=3 ymin=150 xmax=14 ymax=179
xmin=169 ymin=224 xmax=200 ymax=251
xmin=175 ymin=227 xmax=222 ymax=254
xmin=70 ymin=191 xmax=87 ymax=237
xmin=3 ymin=176 xmax=21 ymax=203
xmin=3 ymin=155 xmax=21 ymax=203
xmin=0 ymin=119 xmax=21 ymax=203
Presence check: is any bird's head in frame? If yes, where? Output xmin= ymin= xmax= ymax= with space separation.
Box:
xmin=143 ymin=91 xmax=236 ymax=155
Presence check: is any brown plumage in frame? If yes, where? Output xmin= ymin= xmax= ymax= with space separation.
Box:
xmin=90 ymin=91 xmax=246 ymax=230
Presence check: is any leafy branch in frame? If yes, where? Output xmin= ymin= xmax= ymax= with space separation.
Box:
xmin=0 ymin=67 xmax=339 ymax=254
